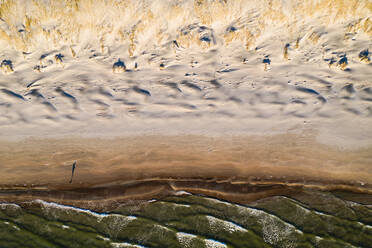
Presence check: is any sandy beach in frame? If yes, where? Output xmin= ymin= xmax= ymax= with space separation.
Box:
xmin=0 ymin=134 xmax=371 ymax=210
xmin=0 ymin=0 xmax=371 ymax=208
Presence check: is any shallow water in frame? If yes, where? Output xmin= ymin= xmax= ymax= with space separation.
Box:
xmin=1 ymin=190 xmax=371 ymax=248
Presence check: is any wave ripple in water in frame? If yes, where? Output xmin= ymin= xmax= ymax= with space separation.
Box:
xmin=0 ymin=190 xmax=371 ymax=248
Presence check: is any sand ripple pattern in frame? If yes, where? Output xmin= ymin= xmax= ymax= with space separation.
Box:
xmin=0 ymin=58 xmax=371 ymax=127
xmin=0 ymin=0 xmax=371 ymax=134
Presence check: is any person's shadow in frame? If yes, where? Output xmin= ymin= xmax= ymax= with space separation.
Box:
xmin=69 ymin=161 xmax=77 ymax=183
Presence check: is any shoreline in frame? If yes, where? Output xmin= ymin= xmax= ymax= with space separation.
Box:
xmin=1 ymin=134 xmax=371 ymax=183
xmin=1 ymin=134 xmax=371 ymax=211
xmin=1 ymin=179 xmax=371 ymax=212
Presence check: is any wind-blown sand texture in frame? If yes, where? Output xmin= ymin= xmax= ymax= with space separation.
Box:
xmin=0 ymin=0 xmax=371 ymax=231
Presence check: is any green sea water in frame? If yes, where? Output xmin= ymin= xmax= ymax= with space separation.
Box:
xmin=0 ymin=191 xmax=371 ymax=248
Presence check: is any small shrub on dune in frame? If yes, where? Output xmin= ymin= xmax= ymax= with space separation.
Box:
xmin=1 ymin=60 xmax=14 ymax=74
xmin=359 ymin=49 xmax=370 ymax=64
xmin=113 ymin=59 xmax=126 ymax=73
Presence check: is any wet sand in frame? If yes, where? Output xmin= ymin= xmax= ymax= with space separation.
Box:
xmin=1 ymin=134 xmax=371 ymax=210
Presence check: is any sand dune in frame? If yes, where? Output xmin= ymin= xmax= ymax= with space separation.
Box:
xmin=0 ymin=1 xmax=370 ymax=136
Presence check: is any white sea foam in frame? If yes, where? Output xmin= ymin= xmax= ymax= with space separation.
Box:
xmin=0 ymin=203 xmax=21 ymax=210
xmin=174 ymin=191 xmax=192 ymax=196
xmin=111 ymin=242 xmax=146 ymax=248
xmin=34 ymin=199 xmax=110 ymax=218
xmin=34 ymin=199 xmax=137 ymax=234
xmin=176 ymin=232 xmax=198 ymax=247
xmin=204 ymin=238 xmax=228 ymax=248
xmin=206 ymin=215 xmax=247 ymax=233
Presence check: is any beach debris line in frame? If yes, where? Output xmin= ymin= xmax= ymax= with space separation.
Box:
xmin=69 ymin=161 xmax=77 ymax=184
